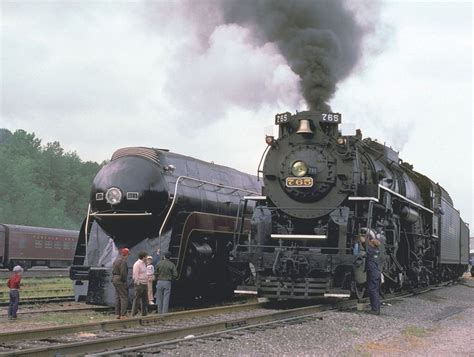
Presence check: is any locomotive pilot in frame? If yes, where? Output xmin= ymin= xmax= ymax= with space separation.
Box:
xmin=358 ymin=229 xmax=381 ymax=315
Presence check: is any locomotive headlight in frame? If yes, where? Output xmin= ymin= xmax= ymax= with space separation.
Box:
xmin=105 ymin=187 xmax=122 ymax=205
xmin=291 ymin=160 xmax=308 ymax=177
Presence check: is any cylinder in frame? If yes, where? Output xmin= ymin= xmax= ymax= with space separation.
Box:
xmin=400 ymin=206 xmax=419 ymax=224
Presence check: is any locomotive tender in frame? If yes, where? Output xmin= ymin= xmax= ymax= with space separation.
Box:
xmin=0 ymin=224 xmax=78 ymax=270
xmin=70 ymin=147 xmax=260 ymax=306
xmin=233 ymin=110 xmax=470 ymax=299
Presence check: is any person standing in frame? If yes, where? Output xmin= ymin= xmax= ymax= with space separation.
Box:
xmin=154 ymin=251 xmax=178 ymax=314
xmin=131 ymin=251 xmax=149 ymax=316
xmin=145 ymin=256 xmax=155 ymax=305
xmin=7 ymin=265 xmax=23 ymax=320
xmin=151 ymin=248 xmax=161 ymax=299
xmin=361 ymin=229 xmax=381 ymax=315
xmin=112 ymin=247 xmax=130 ymax=319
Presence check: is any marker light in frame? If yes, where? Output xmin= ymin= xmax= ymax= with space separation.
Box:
xmin=265 ymin=135 xmax=275 ymax=145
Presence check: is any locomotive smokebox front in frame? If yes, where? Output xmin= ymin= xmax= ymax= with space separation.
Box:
xmin=90 ymin=149 xmax=169 ymax=247
xmin=263 ymin=111 xmax=351 ymax=219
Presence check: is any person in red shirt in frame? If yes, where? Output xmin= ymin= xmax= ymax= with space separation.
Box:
xmin=7 ymin=265 xmax=23 ymax=320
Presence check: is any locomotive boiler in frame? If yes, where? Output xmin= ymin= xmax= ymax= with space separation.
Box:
xmin=70 ymin=147 xmax=260 ymax=306
xmin=233 ymin=110 xmax=469 ymax=300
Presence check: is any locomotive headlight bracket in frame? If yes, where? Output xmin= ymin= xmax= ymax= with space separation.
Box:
xmin=106 ymin=187 xmax=123 ymax=205
xmin=291 ymin=160 xmax=308 ymax=177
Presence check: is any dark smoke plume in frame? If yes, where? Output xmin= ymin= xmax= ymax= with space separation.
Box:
xmin=214 ymin=0 xmax=378 ymax=110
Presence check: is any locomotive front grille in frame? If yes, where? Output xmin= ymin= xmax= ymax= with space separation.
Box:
xmin=111 ymin=147 xmax=160 ymax=165
xmin=257 ymin=276 xmax=330 ymax=299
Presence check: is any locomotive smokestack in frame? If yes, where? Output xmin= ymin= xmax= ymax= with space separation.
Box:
xmin=214 ymin=0 xmax=380 ymax=110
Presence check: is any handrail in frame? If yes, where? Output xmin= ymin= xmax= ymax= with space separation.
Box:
xmin=378 ymin=184 xmax=433 ymax=213
xmin=256 ymin=145 xmax=270 ymax=181
xmin=90 ymin=212 xmax=152 ymax=217
xmin=84 ymin=204 xmax=91 ymax=264
xmin=158 ymin=175 xmax=259 ymax=243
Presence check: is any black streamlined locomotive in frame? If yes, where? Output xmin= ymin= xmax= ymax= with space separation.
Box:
xmin=233 ymin=110 xmax=469 ymax=300
xmin=70 ymin=147 xmax=261 ymax=306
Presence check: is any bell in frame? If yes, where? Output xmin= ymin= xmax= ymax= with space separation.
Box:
xmin=296 ymin=119 xmax=313 ymax=134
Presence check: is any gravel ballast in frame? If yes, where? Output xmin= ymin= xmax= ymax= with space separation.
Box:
xmin=165 ymin=276 xmax=474 ymax=356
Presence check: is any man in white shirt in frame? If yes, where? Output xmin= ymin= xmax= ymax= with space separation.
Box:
xmin=131 ymin=251 xmax=148 ymax=316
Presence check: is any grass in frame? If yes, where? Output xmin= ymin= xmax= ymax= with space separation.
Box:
xmin=33 ymin=311 xmax=111 ymax=325
xmin=0 ymin=277 xmax=73 ymax=300
xmin=402 ymin=325 xmax=430 ymax=338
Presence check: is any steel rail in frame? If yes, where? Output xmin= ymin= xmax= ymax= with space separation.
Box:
xmin=0 ymin=301 xmax=263 ymax=344
xmin=0 ymin=303 xmax=329 ymax=357
xmin=94 ymin=282 xmax=457 ymax=356
xmin=0 ymin=289 xmax=72 ymax=297
xmin=0 ymin=269 xmax=70 ymax=279
xmin=0 ymin=305 xmax=111 ymax=317
xmin=0 ymin=281 xmax=457 ymax=356
xmin=90 ymin=308 xmax=331 ymax=356
xmin=0 ymin=295 xmax=74 ymax=307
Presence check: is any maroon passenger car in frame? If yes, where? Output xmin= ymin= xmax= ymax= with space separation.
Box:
xmin=0 ymin=224 xmax=79 ymax=270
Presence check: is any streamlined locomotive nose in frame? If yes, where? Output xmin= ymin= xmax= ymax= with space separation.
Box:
xmin=90 ymin=155 xmax=169 ymax=246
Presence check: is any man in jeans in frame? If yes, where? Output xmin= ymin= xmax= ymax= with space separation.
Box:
xmin=7 ymin=265 xmax=23 ymax=320
xmin=154 ymin=251 xmax=178 ymax=314
xmin=131 ymin=251 xmax=149 ymax=316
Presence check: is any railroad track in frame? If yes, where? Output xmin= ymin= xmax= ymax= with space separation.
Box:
xmin=0 ymin=301 xmax=267 ymax=355
xmin=0 ymin=269 xmax=70 ymax=279
xmin=0 ymin=281 xmax=455 ymax=356
xmin=0 ymin=303 xmax=111 ymax=317
xmin=0 ymin=295 xmax=74 ymax=307
xmin=0 ymin=288 xmax=72 ymax=297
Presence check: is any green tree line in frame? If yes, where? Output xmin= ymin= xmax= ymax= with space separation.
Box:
xmin=0 ymin=128 xmax=103 ymax=230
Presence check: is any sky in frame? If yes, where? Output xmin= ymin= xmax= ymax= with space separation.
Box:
xmin=1 ymin=0 xmax=472 ymax=227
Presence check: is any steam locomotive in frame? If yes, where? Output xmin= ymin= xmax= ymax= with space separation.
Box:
xmin=70 ymin=147 xmax=260 ymax=306
xmin=233 ymin=110 xmax=470 ymax=300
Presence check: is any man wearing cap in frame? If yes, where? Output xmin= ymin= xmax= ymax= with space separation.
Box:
xmin=131 ymin=251 xmax=149 ymax=316
xmin=359 ymin=228 xmax=382 ymax=315
xmin=112 ymin=248 xmax=130 ymax=319
xmin=154 ymin=251 xmax=178 ymax=314
xmin=7 ymin=265 xmax=23 ymax=320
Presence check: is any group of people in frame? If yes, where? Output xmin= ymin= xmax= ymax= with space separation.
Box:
xmin=5 ymin=235 xmax=380 ymax=322
xmin=111 ymin=247 xmax=178 ymax=319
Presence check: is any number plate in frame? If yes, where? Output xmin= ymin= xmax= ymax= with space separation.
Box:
xmin=321 ymin=113 xmax=341 ymax=123
xmin=275 ymin=112 xmax=291 ymax=125
xmin=285 ymin=177 xmax=314 ymax=188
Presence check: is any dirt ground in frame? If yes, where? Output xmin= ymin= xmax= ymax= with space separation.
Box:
xmin=357 ymin=273 xmax=474 ymax=356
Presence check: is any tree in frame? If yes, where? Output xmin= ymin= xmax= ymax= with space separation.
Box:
xmin=0 ymin=128 xmax=102 ymax=229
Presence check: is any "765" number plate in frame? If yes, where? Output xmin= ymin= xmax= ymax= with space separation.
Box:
xmin=285 ymin=177 xmax=314 ymax=188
